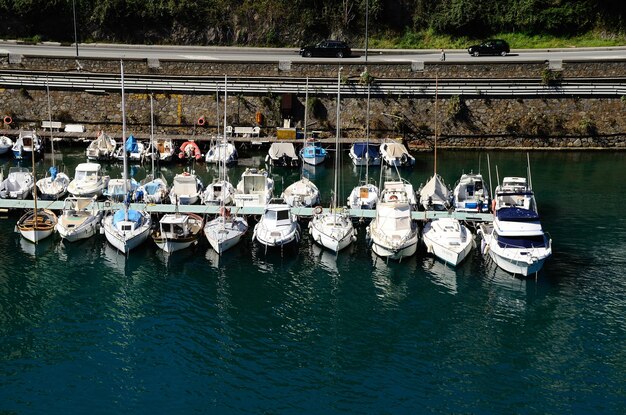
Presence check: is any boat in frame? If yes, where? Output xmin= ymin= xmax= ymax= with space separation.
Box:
xmin=152 ymin=211 xmax=204 ymax=253
xmin=366 ymin=181 xmax=419 ymax=261
xmin=234 ymin=168 xmax=274 ymax=207
xmin=478 ymin=169 xmax=552 ymax=276
xmin=421 ymin=76 xmax=473 ymax=267
xmin=104 ymin=177 xmax=139 ymax=202
xmin=12 ymin=130 xmax=43 ymax=161
xmin=204 ymin=75 xmax=250 ymax=255
xmin=36 ymin=166 xmax=70 ymax=200
xmin=102 ymin=61 xmax=152 ymax=254
xmin=56 ymin=197 xmax=103 ymax=242
xmin=380 ymin=142 xmax=415 ymax=167
xmin=281 ymin=78 xmax=321 ymax=208
xmin=178 ymin=140 xmax=202 ymax=162
xmin=347 ymin=84 xmax=379 ymax=211
xmin=36 ymin=86 xmax=70 ymax=201
xmin=205 ymin=141 xmax=237 ymax=165
xmin=86 ymin=131 xmax=117 ymax=161
xmin=17 ymin=131 xmax=57 ymax=243
xmin=202 ymin=178 xmax=235 ymax=206
xmin=418 ymin=174 xmax=452 ymax=211
xmin=266 ymin=142 xmax=299 ymax=167
xmin=253 ymin=198 xmax=301 ymax=251
xmin=114 ymin=134 xmax=145 ymax=162
xmin=169 ymin=171 xmax=203 ymax=205
xmin=0 ymin=135 xmax=13 ymax=155
xmin=349 ymin=142 xmax=381 ymax=166
xmin=453 ymin=173 xmax=491 ymax=213
xmin=300 ymin=140 xmax=327 ymax=166
xmin=0 ymin=167 xmax=34 ymax=199
xmin=134 ymin=95 xmax=169 ymax=204
xmin=144 ymin=137 xmax=176 ymax=163
xmin=67 ymin=162 xmax=110 ymax=199
xmin=422 ymin=217 xmax=474 ymax=267
xmin=309 ymin=68 xmax=357 ymax=253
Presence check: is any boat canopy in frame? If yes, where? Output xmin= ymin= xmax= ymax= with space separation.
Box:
xmin=383 ymin=142 xmax=410 ymax=157
xmin=496 ymin=207 xmax=540 ymax=222
xmin=268 ymin=143 xmax=297 ymax=159
xmin=113 ymin=209 xmax=143 ymax=226
xmin=420 ymin=175 xmax=451 ymax=205
xmin=125 ymin=135 xmax=138 ymax=152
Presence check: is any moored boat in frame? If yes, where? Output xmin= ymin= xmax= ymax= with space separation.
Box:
xmin=152 ymin=212 xmax=204 ymax=253
xmin=56 ymin=197 xmax=103 ymax=242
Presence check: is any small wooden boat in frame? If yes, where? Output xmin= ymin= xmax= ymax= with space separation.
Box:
xmin=17 ymin=208 xmax=57 ymax=243
xmin=152 ymin=212 xmax=204 ymax=253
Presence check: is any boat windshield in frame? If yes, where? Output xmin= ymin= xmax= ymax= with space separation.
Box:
xmin=495 ymin=233 xmax=547 ymax=248
xmin=75 ymin=170 xmax=98 ymax=180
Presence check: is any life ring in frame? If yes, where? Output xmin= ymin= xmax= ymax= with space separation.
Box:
xmin=389 ymin=194 xmax=398 ymax=201
xmin=197 ymin=116 xmax=206 ymax=126
xmin=313 ymin=205 xmax=323 ymax=215
xmin=3 ymin=116 xmax=12 ymax=125
xmin=183 ymin=171 xmax=190 ymax=176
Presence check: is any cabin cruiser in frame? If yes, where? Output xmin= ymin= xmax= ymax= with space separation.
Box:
xmin=169 ymin=171 xmax=203 ymax=205
xmin=56 ymin=197 xmax=103 ymax=242
xmin=453 ymin=173 xmax=490 ymax=213
xmin=422 ymin=217 xmax=474 ymax=267
xmin=478 ymin=177 xmax=552 ymax=276
xmin=253 ymin=198 xmax=301 ymax=251
xmin=380 ymin=142 xmax=415 ymax=167
xmin=0 ymin=167 xmax=34 ymax=199
xmin=234 ymin=168 xmax=274 ymax=207
xmin=12 ymin=130 xmax=43 ymax=160
xmin=67 ymin=163 xmax=110 ymax=199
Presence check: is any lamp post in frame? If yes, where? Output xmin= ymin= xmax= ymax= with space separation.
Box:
xmin=72 ymin=0 xmax=79 ymax=57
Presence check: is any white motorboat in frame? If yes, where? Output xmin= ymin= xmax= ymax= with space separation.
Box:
xmin=152 ymin=212 xmax=204 ymax=253
xmin=104 ymin=177 xmax=139 ymax=202
xmin=349 ymin=142 xmax=381 ymax=166
xmin=102 ymin=61 xmax=152 ymax=254
xmin=282 ymin=176 xmax=320 ymax=207
xmin=380 ymin=142 xmax=415 ymax=167
xmin=0 ymin=167 xmax=34 ymax=199
xmin=0 ymin=135 xmax=13 ymax=155
xmin=86 ymin=131 xmax=117 ymax=161
xmin=169 ymin=171 xmax=203 ymax=205
xmin=12 ymin=130 xmax=43 ymax=160
xmin=135 ymin=174 xmax=169 ymax=204
xmin=300 ymin=140 xmax=327 ymax=166
xmin=478 ymin=174 xmax=551 ymax=276
xmin=202 ymin=179 xmax=236 ymax=206
xmin=379 ymin=179 xmax=418 ymax=207
xmin=265 ymin=142 xmax=299 ymax=167
xmin=309 ymin=68 xmax=357 ymax=253
xmin=422 ymin=217 xmax=474 ymax=267
xmin=114 ymin=135 xmax=145 ymax=162
xmin=205 ymin=141 xmax=238 ymax=165
xmin=17 ymin=208 xmax=57 ymax=243
xmin=36 ymin=166 xmax=70 ymax=200
xmin=418 ymin=174 xmax=452 ymax=211
xmin=205 ymin=208 xmax=249 ymax=254
xmin=366 ymin=182 xmax=419 ymax=261
xmin=234 ymin=168 xmax=274 ymax=208
xmin=253 ymin=199 xmax=301 ymax=250
xmin=56 ymin=197 xmax=103 ymax=242
xmin=347 ymin=181 xmax=379 ymax=210
xmin=453 ymin=173 xmax=490 ymax=213
xmin=67 ymin=162 xmax=110 ymax=199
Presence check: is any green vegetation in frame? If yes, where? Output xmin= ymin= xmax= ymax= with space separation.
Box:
xmin=0 ymin=0 xmax=624 ymax=48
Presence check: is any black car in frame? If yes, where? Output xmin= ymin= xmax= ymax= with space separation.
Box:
xmin=467 ymin=39 xmax=510 ymax=57
xmin=299 ymin=40 xmax=351 ymax=58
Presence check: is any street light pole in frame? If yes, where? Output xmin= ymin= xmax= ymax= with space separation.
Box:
xmin=72 ymin=0 xmax=79 ymax=57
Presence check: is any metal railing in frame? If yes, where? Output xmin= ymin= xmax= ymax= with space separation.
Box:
xmin=1 ymin=70 xmax=625 ymax=97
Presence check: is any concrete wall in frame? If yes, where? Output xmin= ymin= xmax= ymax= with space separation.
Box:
xmin=1 ymin=56 xmax=626 ymax=149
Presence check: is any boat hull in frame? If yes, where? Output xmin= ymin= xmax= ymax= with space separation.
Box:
xmin=205 ymin=217 xmax=248 ymax=254
xmin=56 ymin=218 xmax=100 ymax=242
xmin=371 ymin=236 xmax=418 ymax=260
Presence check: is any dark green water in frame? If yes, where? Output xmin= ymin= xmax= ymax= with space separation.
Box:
xmin=0 ymin=148 xmax=624 ymax=414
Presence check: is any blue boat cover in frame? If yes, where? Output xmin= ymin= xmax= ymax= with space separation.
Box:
xmin=48 ymin=166 xmax=57 ymax=180
xmin=125 ymin=135 xmax=138 ymax=153
xmin=352 ymin=142 xmax=379 ymax=158
xmin=497 ymin=207 xmax=539 ymax=222
xmin=112 ymin=209 xmax=143 ymax=226
xmin=144 ymin=182 xmax=159 ymax=194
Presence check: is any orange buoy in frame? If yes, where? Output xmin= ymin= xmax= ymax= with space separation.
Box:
xmin=255 ymin=112 xmax=264 ymax=125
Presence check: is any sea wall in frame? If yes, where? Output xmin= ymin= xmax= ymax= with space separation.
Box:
xmin=1 ymin=56 xmax=625 ymax=149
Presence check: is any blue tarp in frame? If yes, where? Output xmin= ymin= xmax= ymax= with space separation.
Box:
xmin=125 ymin=135 xmax=138 ymax=153
xmin=352 ymin=142 xmax=380 ymax=158
xmin=112 ymin=209 xmax=143 ymax=226
xmin=497 ymin=207 xmax=539 ymax=222
xmin=48 ymin=166 xmax=57 ymax=180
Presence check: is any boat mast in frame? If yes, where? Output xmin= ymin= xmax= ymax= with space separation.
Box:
xmin=222 ymin=75 xmax=228 ymax=193
xmin=149 ymin=93 xmax=155 ymax=179
xmin=46 ymin=77 xmax=54 ymax=169
xmin=334 ymin=67 xmax=342 ymax=214
xmin=365 ymin=82 xmax=371 ymax=183
xmin=301 ymin=77 xmax=309 ymax=179
xmin=31 ymin=120 xmax=38 ymax=235
xmin=434 ymin=74 xmax=438 ymax=176
xmin=120 ymin=60 xmax=128 ymax=221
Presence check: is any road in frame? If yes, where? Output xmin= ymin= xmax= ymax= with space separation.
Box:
xmin=1 ymin=41 xmax=625 ymax=63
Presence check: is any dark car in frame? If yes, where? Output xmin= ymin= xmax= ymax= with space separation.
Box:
xmin=300 ymin=40 xmax=351 ymax=58
xmin=467 ymin=39 xmax=510 ymax=57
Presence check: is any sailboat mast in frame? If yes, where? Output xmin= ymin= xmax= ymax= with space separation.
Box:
xmin=150 ymin=94 xmax=155 ymax=178
xmin=434 ymin=74 xmax=438 ymax=176
xmin=120 ymin=60 xmax=129 ymax=221
xmin=223 ymin=75 xmax=228 ymax=183
xmin=303 ymin=77 xmax=309 ymax=141
xmin=46 ymin=78 xmax=54 ymax=168
xmin=365 ymin=83 xmax=371 ymax=181
xmin=31 ymin=122 xmax=38 ymax=230
xmin=334 ymin=68 xmax=342 ymax=212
